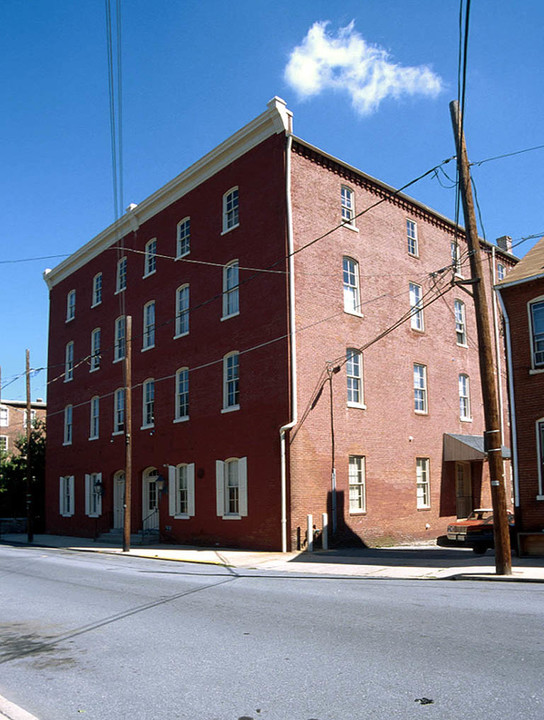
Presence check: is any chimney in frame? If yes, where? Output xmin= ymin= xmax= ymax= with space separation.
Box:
xmin=496 ymin=235 xmax=512 ymax=253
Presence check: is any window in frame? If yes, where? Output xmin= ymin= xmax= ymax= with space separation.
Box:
xmin=116 ymin=256 xmax=127 ymax=293
xmin=222 ymin=261 xmax=239 ymax=319
xmin=454 ymin=300 xmax=467 ymax=346
xmin=92 ymin=273 xmax=102 ymax=307
xmin=459 ymin=374 xmax=471 ymax=421
xmin=175 ymin=285 xmax=190 ymax=337
xmin=175 ymin=367 xmax=189 ymax=421
xmin=497 ymin=263 xmax=506 ymax=281
xmin=24 ymin=409 xmax=36 ymax=429
xmin=409 ymin=283 xmax=424 ymax=331
xmin=114 ymin=388 xmax=125 ymax=433
xmin=59 ymin=475 xmax=75 ymax=517
xmin=66 ymin=289 xmax=76 ymax=321
xmin=85 ymin=473 xmax=102 ymax=517
xmin=89 ymin=396 xmax=99 ymax=440
xmin=416 ymin=458 xmax=430 ymax=509
xmin=90 ymin=328 xmax=101 ymax=371
xmin=413 ymin=364 xmax=428 ymax=414
xmin=0 ymin=406 xmax=7 ymax=427
xmin=65 ymin=341 xmax=74 ymax=382
xmin=0 ymin=436 xmax=8 ymax=453
xmin=144 ymin=238 xmax=157 ymax=277
xmin=346 ymin=348 xmax=364 ymax=407
xmin=223 ymin=352 xmax=240 ymax=411
xmin=64 ymin=405 xmax=73 ymax=445
xmin=537 ymin=420 xmax=544 ymax=496
xmin=349 ymin=456 xmax=366 ymax=513
xmin=341 ymin=186 xmax=355 ymax=225
xmin=142 ymin=379 xmax=155 ymax=428
xmin=451 ymin=241 xmax=462 ymax=275
xmin=223 ymin=187 xmax=239 ymax=232
xmin=343 ymin=257 xmax=361 ymax=315
xmin=216 ymin=457 xmax=248 ymax=518
xmin=168 ymin=463 xmax=195 ymax=517
xmin=142 ymin=301 xmax=155 ymax=350
xmin=407 ymin=220 xmax=418 ymax=256
xmin=177 ymin=217 xmax=190 ymax=258
xmin=114 ymin=316 xmax=126 ymax=362
xmin=530 ymin=300 xmax=544 ymax=369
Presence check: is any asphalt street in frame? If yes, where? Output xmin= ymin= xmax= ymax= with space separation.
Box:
xmin=1 ymin=544 xmax=543 ymax=720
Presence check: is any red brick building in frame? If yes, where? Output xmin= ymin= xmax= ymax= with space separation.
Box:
xmin=496 ymin=237 xmax=544 ymax=549
xmin=43 ymin=98 xmax=515 ymax=550
xmin=0 ymin=399 xmax=46 ymax=456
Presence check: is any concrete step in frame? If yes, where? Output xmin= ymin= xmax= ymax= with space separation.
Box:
xmin=95 ymin=529 xmax=160 ymax=546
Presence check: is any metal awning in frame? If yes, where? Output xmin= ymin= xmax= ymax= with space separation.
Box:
xmin=443 ymin=433 xmax=511 ymax=462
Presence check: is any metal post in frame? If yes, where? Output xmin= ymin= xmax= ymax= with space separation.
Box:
xmin=321 ymin=512 xmax=329 ymax=550
xmin=306 ymin=514 xmax=313 ymax=552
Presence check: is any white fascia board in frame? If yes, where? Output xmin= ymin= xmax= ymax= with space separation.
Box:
xmin=495 ymin=272 xmax=544 ymax=292
xmin=44 ymin=98 xmax=291 ymax=290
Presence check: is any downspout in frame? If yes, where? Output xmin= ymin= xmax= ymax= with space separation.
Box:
xmin=280 ymin=132 xmax=297 ymax=553
xmin=491 ymin=248 xmax=505 ymax=442
xmin=496 ymin=289 xmax=520 ymax=508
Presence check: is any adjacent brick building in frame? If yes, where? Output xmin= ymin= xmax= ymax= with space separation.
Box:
xmin=496 ymin=237 xmax=544 ymax=551
xmin=0 ymin=399 xmax=46 ymax=456
xmin=43 ymin=98 xmax=516 ymax=550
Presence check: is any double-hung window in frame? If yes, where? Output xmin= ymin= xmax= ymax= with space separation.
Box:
xmin=114 ymin=388 xmax=125 ymax=433
xmin=66 ymin=289 xmax=76 ymax=322
xmin=537 ymin=420 xmax=544 ymax=497
xmin=59 ymin=475 xmax=75 ymax=517
xmin=92 ymin=273 xmax=102 ymax=307
xmin=175 ymin=367 xmax=189 ymax=421
xmin=142 ymin=379 xmax=155 ymax=428
xmin=0 ymin=436 xmax=7 ymax=453
xmin=114 ymin=316 xmax=126 ymax=362
xmin=177 ymin=218 xmax=190 ymax=258
xmin=85 ymin=473 xmax=102 ymax=517
xmin=65 ymin=341 xmax=74 ymax=382
xmin=459 ymin=374 xmax=471 ymax=420
xmin=116 ymin=257 xmax=127 ymax=292
xmin=90 ymin=328 xmax=101 ymax=371
xmin=222 ymin=260 xmax=239 ymax=319
xmin=223 ymin=352 xmax=240 ymax=411
xmin=64 ymin=405 xmax=73 ymax=445
xmin=497 ymin=263 xmax=506 ymax=281
xmin=89 ymin=396 xmax=99 ymax=439
xmin=142 ymin=301 xmax=155 ymax=350
xmin=407 ymin=220 xmax=418 ymax=256
xmin=413 ymin=364 xmax=428 ymax=414
xmin=454 ymin=300 xmax=467 ymax=346
xmin=409 ymin=282 xmax=424 ymax=331
xmin=451 ymin=241 xmax=462 ymax=276
xmin=341 ymin=186 xmax=355 ymax=225
xmin=530 ymin=300 xmax=544 ymax=369
xmin=175 ymin=284 xmax=190 ymax=337
xmin=349 ymin=456 xmax=366 ymax=513
xmin=416 ymin=458 xmax=430 ymax=509
xmin=223 ymin=187 xmax=239 ymax=232
xmin=168 ymin=463 xmax=195 ymax=517
xmin=346 ymin=348 xmax=364 ymax=407
xmin=0 ymin=406 xmax=8 ymax=427
xmin=343 ymin=257 xmax=361 ymax=315
xmin=216 ymin=457 xmax=248 ymax=518
xmin=144 ymin=238 xmax=157 ymax=277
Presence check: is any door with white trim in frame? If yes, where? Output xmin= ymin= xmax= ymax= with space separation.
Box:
xmin=142 ymin=468 xmax=159 ymax=530
xmin=113 ymin=472 xmax=125 ymax=529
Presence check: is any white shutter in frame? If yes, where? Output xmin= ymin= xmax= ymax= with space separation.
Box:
xmin=168 ymin=465 xmax=176 ymax=516
xmin=187 ymin=463 xmax=195 ymax=517
xmin=216 ymin=460 xmax=225 ymax=516
xmin=59 ymin=477 xmax=64 ymax=515
xmin=85 ymin=474 xmax=90 ymax=516
xmin=96 ymin=473 xmax=102 ymax=516
xmin=68 ymin=476 xmax=75 ymax=516
xmin=238 ymin=457 xmax=248 ymax=517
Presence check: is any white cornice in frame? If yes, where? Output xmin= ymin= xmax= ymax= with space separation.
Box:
xmin=44 ymin=97 xmax=292 ymax=289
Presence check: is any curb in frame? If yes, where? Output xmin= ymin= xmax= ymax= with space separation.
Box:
xmin=0 ymin=694 xmax=39 ymax=720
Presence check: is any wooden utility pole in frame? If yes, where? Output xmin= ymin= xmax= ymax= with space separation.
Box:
xmin=450 ymin=100 xmax=512 ymax=575
xmin=25 ymin=349 xmax=34 ymax=543
xmin=123 ymin=316 xmax=133 ymax=553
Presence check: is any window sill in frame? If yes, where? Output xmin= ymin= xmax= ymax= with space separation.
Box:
xmin=65 ymin=317 xmax=75 ymax=324
xmin=60 ymin=513 xmax=74 ymax=518
xmin=64 ymin=378 xmax=73 ymax=383
xmin=112 ymin=430 xmax=124 ymax=436
xmin=174 ymin=513 xmax=191 ymax=520
xmin=91 ymin=302 xmax=101 ymax=309
xmin=221 ymin=311 xmax=240 ymax=322
xmin=114 ymin=288 xmax=126 ymax=295
xmin=414 ymin=410 xmax=428 ymax=416
xmin=410 ymin=326 xmax=425 ymax=333
xmin=173 ymin=331 xmax=189 ymax=340
xmin=408 ymin=252 xmax=419 ymax=259
xmin=86 ymin=514 xmax=100 ymax=519
xmin=529 ymin=367 xmax=544 ymax=375
xmin=89 ymin=366 xmax=100 ymax=373
xmin=460 ymin=417 xmax=473 ymax=423
xmin=142 ymin=270 xmax=156 ymax=279
xmin=62 ymin=442 xmax=72 ymax=447
xmin=344 ymin=309 xmax=364 ymax=318
xmin=88 ymin=436 xmax=98 ymax=441
xmin=175 ymin=253 xmax=190 ymax=261
xmin=173 ymin=416 xmax=189 ymax=424
xmin=221 ymin=223 xmax=240 ymax=236
xmin=417 ymin=506 xmax=431 ymax=511
xmin=113 ymin=357 xmax=125 ymax=364
xmin=341 ymin=222 xmax=359 ymax=233
xmin=141 ymin=345 xmax=155 ymax=353
xmin=140 ymin=424 xmax=155 ymax=431
xmin=347 ymin=402 xmax=367 ymax=410
xmin=349 ymin=510 xmax=367 ymax=516
xmin=536 ymin=495 xmax=544 ymax=501
xmin=221 ymin=514 xmax=242 ymax=520
xmin=456 ymin=342 xmax=469 ymax=348
xmin=221 ymin=405 xmax=240 ymax=414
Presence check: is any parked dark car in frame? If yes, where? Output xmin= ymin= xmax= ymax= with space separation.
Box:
xmin=447 ymin=508 xmax=515 ymax=554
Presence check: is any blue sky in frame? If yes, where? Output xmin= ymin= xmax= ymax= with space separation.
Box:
xmin=1 ymin=0 xmax=543 ymax=403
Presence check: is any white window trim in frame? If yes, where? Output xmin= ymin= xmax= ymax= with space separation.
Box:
xmin=143 ymin=238 xmax=157 ymax=278
xmin=0 ymin=435 xmax=8 ymax=453
xmin=341 ymin=185 xmax=357 ymax=229
xmin=451 ymin=241 xmax=463 ymax=278
xmin=416 ymin=458 xmax=431 ymax=509
xmin=348 ymin=455 xmax=366 ymax=514
xmin=174 ymin=367 xmax=189 ymax=422
xmin=454 ymin=299 xmax=468 ymax=347
xmin=216 ymin=457 xmax=248 ymax=519
xmin=528 ymin=296 xmax=544 ymax=371
xmin=221 ymin=186 xmax=239 ymax=235
xmin=91 ymin=273 xmax=103 ymax=308
xmin=59 ymin=475 xmax=75 ymax=517
xmin=142 ymin=300 xmax=156 ymax=351
xmin=407 ymin=219 xmax=419 ymax=257
xmin=168 ymin=463 xmax=195 ymax=518
xmin=176 ymin=217 xmax=191 ymax=259
xmin=222 ymin=351 xmax=240 ymax=412
xmin=343 ymin=256 xmax=363 ymax=317
xmin=89 ymin=396 xmax=99 ymax=440
xmin=90 ymin=328 xmax=101 ymax=372
xmin=0 ymin=406 xmax=8 ymax=427
xmin=346 ymin=348 xmax=366 ymax=409
xmin=65 ymin=341 xmax=74 ymax=382
xmin=536 ymin=418 xmax=544 ymax=497
xmin=113 ymin=387 xmax=125 ymax=434
xmin=414 ymin=364 xmax=428 ymax=415
xmin=174 ymin=284 xmax=190 ymax=339
xmin=63 ymin=405 xmax=73 ymax=446
xmin=85 ymin=472 xmax=103 ymax=518
xmin=66 ymin=289 xmax=76 ymax=322
xmin=113 ymin=316 xmax=126 ymax=363
xmin=222 ymin=260 xmax=240 ymax=320
xmin=459 ymin=374 xmax=472 ymax=422
xmin=141 ymin=378 xmax=155 ymax=430
xmin=409 ymin=282 xmax=424 ymax=332
xmin=115 ymin=256 xmax=127 ymax=294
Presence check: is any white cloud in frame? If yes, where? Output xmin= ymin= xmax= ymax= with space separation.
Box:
xmin=284 ymin=21 xmax=443 ymax=116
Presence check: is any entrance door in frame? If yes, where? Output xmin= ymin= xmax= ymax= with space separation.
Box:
xmin=142 ymin=468 xmax=159 ymax=530
xmin=113 ymin=472 xmax=125 ymax=529
xmin=455 ymin=462 xmax=472 ymax=518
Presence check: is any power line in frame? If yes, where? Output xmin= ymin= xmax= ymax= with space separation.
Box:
xmin=471 ymin=143 xmax=544 ymax=167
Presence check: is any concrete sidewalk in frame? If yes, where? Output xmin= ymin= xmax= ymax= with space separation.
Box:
xmin=2 ymin=533 xmax=544 ymax=581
